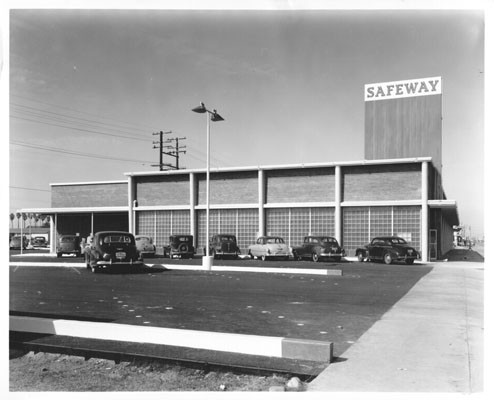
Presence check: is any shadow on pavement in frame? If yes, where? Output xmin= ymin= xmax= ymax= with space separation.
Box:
xmin=441 ymin=249 xmax=484 ymax=262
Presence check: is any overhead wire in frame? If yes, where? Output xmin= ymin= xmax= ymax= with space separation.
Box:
xmin=11 ymin=140 xmax=154 ymax=164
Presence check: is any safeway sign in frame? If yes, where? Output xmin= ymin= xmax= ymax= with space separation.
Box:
xmin=365 ymin=77 xmax=442 ymax=101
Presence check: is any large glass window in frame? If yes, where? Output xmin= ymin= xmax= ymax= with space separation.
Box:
xmin=393 ymin=206 xmax=421 ymax=250
xmin=197 ymin=209 xmax=258 ymax=254
xmin=266 ymin=207 xmax=335 ymax=247
xmin=343 ymin=207 xmax=369 ymax=256
xmin=137 ymin=210 xmax=190 ymax=249
xmin=343 ymin=206 xmax=421 ymax=256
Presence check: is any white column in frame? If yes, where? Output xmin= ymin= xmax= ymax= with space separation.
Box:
xmin=258 ymin=169 xmax=265 ymax=237
xmin=421 ymin=161 xmax=429 ymax=262
xmin=334 ymin=165 xmax=342 ymax=244
xmin=190 ymin=173 xmax=196 ymax=238
xmin=128 ymin=176 xmax=134 ymax=234
xmin=50 ymin=215 xmax=56 ymax=253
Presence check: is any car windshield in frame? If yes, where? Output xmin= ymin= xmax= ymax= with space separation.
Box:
xmin=266 ymin=237 xmax=284 ymax=244
xmin=172 ymin=236 xmax=192 ymax=243
xmin=219 ymin=236 xmax=235 ymax=242
xmin=61 ymin=237 xmax=77 ymax=243
xmin=320 ymin=237 xmax=337 ymax=244
xmin=136 ymin=237 xmax=151 ymax=244
xmin=390 ymin=238 xmax=407 ymax=244
xmin=103 ymin=235 xmax=132 ymax=244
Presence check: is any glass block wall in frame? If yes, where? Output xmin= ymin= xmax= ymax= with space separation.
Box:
xmin=266 ymin=207 xmax=335 ymax=247
xmin=343 ymin=206 xmax=421 ymax=256
xmin=197 ymin=209 xmax=259 ymax=254
xmin=136 ymin=210 xmax=190 ymax=251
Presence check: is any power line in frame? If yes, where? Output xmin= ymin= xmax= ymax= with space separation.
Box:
xmin=11 ymin=103 xmax=150 ymax=137
xmin=11 ymin=93 xmax=157 ymax=132
xmin=11 ymin=140 xmax=154 ymax=164
xmin=11 ymin=115 xmax=151 ymax=143
xmin=9 ymin=185 xmax=51 ymax=193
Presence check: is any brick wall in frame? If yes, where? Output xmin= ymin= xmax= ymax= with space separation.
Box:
xmin=52 ymin=183 xmax=128 ymax=208
xmin=136 ymin=175 xmax=190 ymax=206
xmin=342 ymin=164 xmax=421 ymax=201
xmin=265 ymin=168 xmax=335 ymax=203
xmin=197 ymin=171 xmax=258 ymax=205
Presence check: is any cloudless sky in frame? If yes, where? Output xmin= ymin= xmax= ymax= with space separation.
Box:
xmin=6 ymin=4 xmax=486 ymax=237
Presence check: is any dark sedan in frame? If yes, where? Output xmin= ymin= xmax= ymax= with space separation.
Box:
xmin=355 ymin=236 xmax=420 ymax=265
xmin=85 ymin=231 xmax=143 ymax=273
xmin=292 ymin=236 xmax=345 ymax=262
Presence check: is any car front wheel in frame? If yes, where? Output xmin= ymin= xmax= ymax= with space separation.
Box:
xmin=357 ymin=252 xmax=366 ymax=262
xmin=312 ymin=252 xmax=320 ymax=262
xmin=405 ymin=258 xmax=414 ymax=265
xmin=383 ymin=253 xmax=393 ymax=265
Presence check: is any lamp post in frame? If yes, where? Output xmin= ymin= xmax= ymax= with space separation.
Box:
xmin=192 ymin=102 xmax=224 ymax=270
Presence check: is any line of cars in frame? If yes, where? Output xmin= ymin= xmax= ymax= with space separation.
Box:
xmin=22 ymin=231 xmax=419 ymax=273
xmin=9 ymin=235 xmax=49 ymax=250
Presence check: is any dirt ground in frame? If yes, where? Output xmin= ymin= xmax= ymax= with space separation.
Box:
xmin=9 ymin=349 xmax=294 ymax=392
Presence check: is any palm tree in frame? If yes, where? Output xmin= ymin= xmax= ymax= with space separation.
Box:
xmin=16 ymin=212 xmax=21 ymax=228
xmin=10 ymin=213 xmax=15 ymax=229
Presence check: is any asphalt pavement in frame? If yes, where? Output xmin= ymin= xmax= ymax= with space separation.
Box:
xmin=9 ymin=250 xmax=485 ymax=392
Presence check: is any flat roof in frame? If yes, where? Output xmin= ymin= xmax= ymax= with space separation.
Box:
xmin=123 ymin=157 xmax=433 ymax=177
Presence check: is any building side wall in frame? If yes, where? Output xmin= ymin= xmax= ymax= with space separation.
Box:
xmin=52 ymin=183 xmax=128 ymax=208
xmin=343 ymin=164 xmax=422 ymax=201
xmin=364 ymin=95 xmax=442 ymax=170
xmin=197 ymin=171 xmax=258 ymax=205
xmin=136 ymin=175 xmax=190 ymax=206
xmin=266 ymin=168 xmax=335 ymax=203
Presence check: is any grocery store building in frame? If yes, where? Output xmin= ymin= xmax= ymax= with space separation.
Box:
xmin=20 ymin=76 xmax=459 ymax=261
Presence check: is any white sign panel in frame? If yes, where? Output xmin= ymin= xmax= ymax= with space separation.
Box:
xmin=365 ymin=77 xmax=442 ymax=102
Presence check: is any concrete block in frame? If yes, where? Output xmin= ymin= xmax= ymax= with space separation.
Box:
xmin=281 ymin=338 xmax=333 ymax=362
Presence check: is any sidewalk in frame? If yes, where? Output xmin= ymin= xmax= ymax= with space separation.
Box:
xmin=308 ymin=261 xmax=484 ymax=392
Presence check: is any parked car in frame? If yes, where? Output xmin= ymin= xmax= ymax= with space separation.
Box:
xmin=355 ymin=236 xmax=420 ymax=265
xmin=163 ymin=235 xmax=195 ymax=259
xmin=247 ymin=236 xmax=291 ymax=261
xmin=31 ymin=236 xmax=48 ymax=248
xmin=56 ymin=235 xmax=81 ymax=257
xmin=205 ymin=234 xmax=240 ymax=259
xmin=9 ymin=235 xmax=28 ymax=250
xmin=135 ymin=235 xmax=156 ymax=258
xmin=85 ymin=231 xmax=143 ymax=273
xmin=292 ymin=236 xmax=345 ymax=262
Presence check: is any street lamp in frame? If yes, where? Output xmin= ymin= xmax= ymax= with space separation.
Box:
xmin=192 ymin=102 xmax=224 ymax=270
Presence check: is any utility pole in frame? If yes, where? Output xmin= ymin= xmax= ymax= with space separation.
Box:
xmin=164 ymin=136 xmax=187 ymax=170
xmin=152 ymin=131 xmax=187 ymax=170
xmin=152 ymin=130 xmax=172 ymax=171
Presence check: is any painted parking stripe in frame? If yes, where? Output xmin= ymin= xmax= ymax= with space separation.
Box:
xmin=9 ymin=262 xmax=342 ymax=276
xmin=10 ymin=316 xmax=332 ymax=362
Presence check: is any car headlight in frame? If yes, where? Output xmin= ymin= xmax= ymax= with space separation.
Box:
xmin=103 ymin=253 xmax=111 ymax=261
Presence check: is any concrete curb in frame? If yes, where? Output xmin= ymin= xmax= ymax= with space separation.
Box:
xmin=9 ymin=261 xmax=342 ymax=276
xmin=10 ymin=316 xmax=333 ymax=363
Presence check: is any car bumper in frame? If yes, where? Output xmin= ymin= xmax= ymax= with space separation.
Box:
xmin=320 ymin=252 xmax=345 ymax=258
xmin=95 ymin=260 xmax=143 ymax=267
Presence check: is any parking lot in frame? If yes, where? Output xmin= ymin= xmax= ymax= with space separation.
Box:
xmin=10 ymin=253 xmax=432 ymax=359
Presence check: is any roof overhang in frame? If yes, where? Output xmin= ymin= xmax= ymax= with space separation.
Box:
xmin=16 ymin=206 xmax=129 ymax=214
xmin=428 ymin=200 xmax=459 ymax=226
xmin=124 ymin=157 xmax=432 ymax=177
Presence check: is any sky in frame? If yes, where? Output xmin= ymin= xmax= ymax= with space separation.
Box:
xmin=4 ymin=2 xmax=487 ymax=238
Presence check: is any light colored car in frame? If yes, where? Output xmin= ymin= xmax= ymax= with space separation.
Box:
xmin=135 ymin=235 xmax=156 ymax=258
xmin=248 ymin=236 xmax=291 ymax=261
xmin=9 ymin=235 xmax=28 ymax=250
